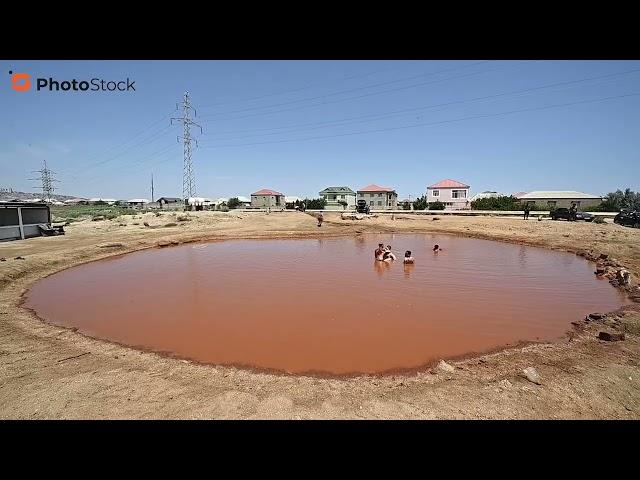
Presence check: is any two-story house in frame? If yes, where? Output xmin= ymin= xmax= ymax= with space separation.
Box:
xmin=251 ymin=189 xmax=285 ymax=209
xmin=426 ymin=179 xmax=471 ymax=210
xmin=357 ymin=184 xmax=398 ymax=210
xmin=319 ymin=186 xmax=357 ymax=210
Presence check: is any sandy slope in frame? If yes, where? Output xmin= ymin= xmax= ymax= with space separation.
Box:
xmin=1 ymin=210 xmax=639 ymax=419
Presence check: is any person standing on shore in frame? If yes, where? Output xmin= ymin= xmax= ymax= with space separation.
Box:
xmin=524 ymin=203 xmax=530 ymax=220
xmin=569 ymin=203 xmax=577 ymax=221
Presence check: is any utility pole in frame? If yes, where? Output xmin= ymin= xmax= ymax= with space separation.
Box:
xmin=151 ymin=172 xmax=154 ymax=202
xmin=171 ymin=91 xmax=203 ymax=202
xmin=30 ymin=160 xmax=59 ymax=203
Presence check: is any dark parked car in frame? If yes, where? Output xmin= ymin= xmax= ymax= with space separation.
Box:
xmin=356 ymin=200 xmax=368 ymax=214
xmin=550 ymin=208 xmax=595 ymax=222
xmin=614 ymin=210 xmax=640 ymax=228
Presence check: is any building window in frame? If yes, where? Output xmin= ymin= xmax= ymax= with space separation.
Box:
xmin=378 ymin=201 xmax=382 ymax=206
xmin=432 ymin=190 xmax=439 ymax=197
xmin=329 ymin=195 xmax=336 ymax=200
xmin=369 ymin=201 xmax=374 ymax=206
xmin=340 ymin=195 xmax=345 ymax=199
xmin=452 ymin=190 xmax=467 ymax=199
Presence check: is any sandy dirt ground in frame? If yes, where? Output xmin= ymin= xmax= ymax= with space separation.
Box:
xmin=1 ymin=210 xmax=639 ymax=419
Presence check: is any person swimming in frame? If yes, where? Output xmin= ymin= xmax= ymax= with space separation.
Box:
xmin=375 ymin=243 xmax=385 ymax=261
xmin=383 ymin=245 xmax=396 ymax=261
xmin=403 ymin=250 xmax=415 ymax=264
xmin=433 ymin=244 xmax=442 ymax=252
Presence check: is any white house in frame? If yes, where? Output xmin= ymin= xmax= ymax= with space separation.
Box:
xmin=88 ymin=198 xmax=117 ymax=205
xmin=236 ymin=196 xmax=251 ymax=207
xmin=470 ymin=191 xmax=504 ymax=202
xmin=426 ymin=179 xmax=471 ymax=210
xmin=127 ymin=198 xmax=150 ymax=209
xmin=319 ymin=186 xmax=357 ymax=210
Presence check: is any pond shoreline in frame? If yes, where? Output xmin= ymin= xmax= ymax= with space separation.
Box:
xmin=1 ymin=212 xmax=639 ymax=418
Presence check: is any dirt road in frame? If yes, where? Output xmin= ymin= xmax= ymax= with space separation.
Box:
xmin=1 ymin=210 xmax=639 ymax=418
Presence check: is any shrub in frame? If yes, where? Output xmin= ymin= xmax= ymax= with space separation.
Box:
xmin=471 ymin=195 xmax=520 ymax=211
xmin=227 ymin=197 xmax=242 ymax=209
xmin=600 ymin=188 xmax=640 ymax=212
xmin=428 ymin=201 xmax=445 ymax=210
xmin=303 ymin=198 xmax=327 ymax=210
xmin=412 ymin=195 xmax=428 ymax=210
xmin=401 ymin=201 xmax=412 ymax=210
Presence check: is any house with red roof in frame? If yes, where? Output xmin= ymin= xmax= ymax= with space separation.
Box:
xmin=426 ymin=179 xmax=471 ymax=210
xmin=251 ymin=188 xmax=285 ymax=209
xmin=357 ymin=184 xmax=398 ymax=210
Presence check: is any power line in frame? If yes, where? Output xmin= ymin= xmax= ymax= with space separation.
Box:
xmin=198 ymin=61 xmax=495 ymax=119
xmin=68 ymin=125 xmax=173 ymax=180
xmin=197 ymin=63 xmax=401 ymax=109
xmin=79 ymin=143 xmax=180 ymax=187
xmin=171 ymin=91 xmax=203 ymax=200
xmin=197 ymin=61 xmax=532 ymax=125
xmin=199 ymin=91 xmax=640 ymax=149
xmin=57 ymin=114 xmax=170 ymax=174
xmin=198 ymin=66 xmax=640 ymax=142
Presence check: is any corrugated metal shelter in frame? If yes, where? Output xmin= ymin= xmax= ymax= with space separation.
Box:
xmin=0 ymin=202 xmax=51 ymax=242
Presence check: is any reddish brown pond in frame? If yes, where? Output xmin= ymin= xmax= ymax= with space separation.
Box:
xmin=24 ymin=234 xmax=628 ymax=375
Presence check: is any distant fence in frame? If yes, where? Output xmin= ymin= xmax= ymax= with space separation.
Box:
xmin=234 ymin=208 xmax=619 ymax=218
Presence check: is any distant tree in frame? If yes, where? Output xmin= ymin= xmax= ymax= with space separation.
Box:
xmin=471 ymin=195 xmax=521 ymax=211
xmin=428 ymin=201 xmax=445 ymax=210
xmin=227 ymin=197 xmax=241 ymax=209
xmin=304 ymin=198 xmax=327 ymax=210
xmin=599 ymin=188 xmax=640 ymax=212
xmin=412 ymin=195 xmax=428 ymax=210
xmin=401 ymin=201 xmax=412 ymax=210
xmin=338 ymin=200 xmax=348 ymax=210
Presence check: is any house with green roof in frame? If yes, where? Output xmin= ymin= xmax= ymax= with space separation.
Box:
xmin=319 ymin=186 xmax=357 ymax=211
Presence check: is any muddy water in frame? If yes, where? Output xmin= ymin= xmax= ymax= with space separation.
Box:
xmin=24 ymin=234 xmax=628 ymax=375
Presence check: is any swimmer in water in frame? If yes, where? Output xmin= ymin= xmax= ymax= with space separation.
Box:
xmin=433 ymin=244 xmax=442 ymax=252
xmin=375 ymin=243 xmax=385 ymax=261
xmin=383 ymin=245 xmax=396 ymax=262
xmin=403 ymin=250 xmax=415 ymax=264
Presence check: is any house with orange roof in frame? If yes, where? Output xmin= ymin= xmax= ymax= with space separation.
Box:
xmin=251 ymin=188 xmax=285 ymax=209
xmin=357 ymin=184 xmax=398 ymax=210
xmin=426 ymin=179 xmax=471 ymax=210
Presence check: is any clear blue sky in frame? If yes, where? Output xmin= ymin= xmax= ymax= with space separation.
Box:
xmin=1 ymin=60 xmax=639 ymax=200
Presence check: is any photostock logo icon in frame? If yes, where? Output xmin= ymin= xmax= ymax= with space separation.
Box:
xmin=9 ymin=71 xmax=31 ymax=91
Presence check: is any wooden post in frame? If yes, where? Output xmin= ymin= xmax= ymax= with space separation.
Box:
xmin=17 ymin=207 xmax=25 ymax=240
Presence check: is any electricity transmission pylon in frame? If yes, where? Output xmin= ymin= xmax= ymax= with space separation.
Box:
xmin=171 ymin=91 xmax=203 ymax=200
xmin=30 ymin=160 xmax=59 ymax=203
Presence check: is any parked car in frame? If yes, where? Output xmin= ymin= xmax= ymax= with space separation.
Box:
xmin=551 ymin=208 xmax=595 ymax=222
xmin=614 ymin=210 xmax=640 ymax=228
xmin=356 ymin=200 xmax=368 ymax=214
